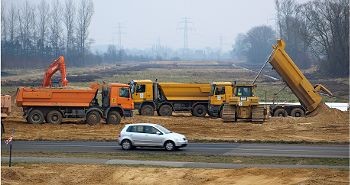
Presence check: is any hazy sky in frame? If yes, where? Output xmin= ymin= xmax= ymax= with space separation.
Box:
xmin=90 ymin=0 xmax=278 ymax=51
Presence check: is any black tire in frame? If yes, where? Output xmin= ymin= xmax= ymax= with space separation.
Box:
xmin=46 ymin=110 xmax=63 ymax=124
xmin=291 ymin=108 xmax=305 ymax=117
xmin=164 ymin=141 xmax=175 ymax=151
xmin=140 ymin=105 xmax=154 ymax=116
xmin=86 ymin=111 xmax=101 ymax=125
xmin=273 ymin=108 xmax=288 ymax=117
xmin=158 ymin=105 xmax=172 ymax=116
xmin=28 ymin=109 xmax=45 ymax=124
xmin=121 ymin=139 xmax=132 ymax=150
xmin=192 ymin=104 xmax=207 ymax=117
xmin=107 ymin=111 xmax=121 ymax=124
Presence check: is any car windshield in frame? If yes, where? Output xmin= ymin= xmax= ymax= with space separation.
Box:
xmin=154 ymin=125 xmax=172 ymax=134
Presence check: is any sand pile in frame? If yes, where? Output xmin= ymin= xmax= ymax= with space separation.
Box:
xmin=307 ymin=103 xmax=348 ymax=123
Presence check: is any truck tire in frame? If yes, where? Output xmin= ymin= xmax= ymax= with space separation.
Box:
xmin=86 ymin=111 xmax=101 ymax=125
xmin=140 ymin=105 xmax=154 ymax=116
xmin=107 ymin=111 xmax=121 ymax=124
xmin=46 ymin=110 xmax=63 ymax=124
xmin=273 ymin=108 xmax=287 ymax=117
xmin=291 ymin=108 xmax=305 ymax=117
xmin=158 ymin=105 xmax=172 ymax=116
xmin=192 ymin=104 xmax=207 ymax=117
xmin=28 ymin=109 xmax=45 ymax=124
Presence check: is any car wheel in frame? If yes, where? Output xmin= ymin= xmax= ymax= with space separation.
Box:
xmin=107 ymin=111 xmax=121 ymax=124
xmin=164 ymin=141 xmax=175 ymax=151
xmin=121 ymin=139 xmax=132 ymax=150
xmin=46 ymin=110 xmax=63 ymax=124
xmin=28 ymin=109 xmax=45 ymax=124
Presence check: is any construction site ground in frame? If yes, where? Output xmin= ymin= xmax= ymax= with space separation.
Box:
xmin=2 ymin=101 xmax=348 ymax=143
xmin=2 ymin=163 xmax=349 ymax=185
xmin=1 ymin=61 xmax=349 ymax=143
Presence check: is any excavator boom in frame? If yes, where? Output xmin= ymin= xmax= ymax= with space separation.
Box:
xmin=268 ymin=40 xmax=330 ymax=113
xmin=42 ymin=56 xmax=68 ymax=87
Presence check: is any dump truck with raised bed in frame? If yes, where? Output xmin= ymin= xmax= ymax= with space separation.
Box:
xmin=15 ymin=56 xmax=134 ymax=125
xmin=129 ymin=80 xmax=211 ymax=117
xmin=266 ymin=39 xmax=332 ymax=116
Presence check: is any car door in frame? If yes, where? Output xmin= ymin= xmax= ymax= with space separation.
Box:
xmin=143 ymin=126 xmax=164 ymax=147
xmin=131 ymin=125 xmax=148 ymax=146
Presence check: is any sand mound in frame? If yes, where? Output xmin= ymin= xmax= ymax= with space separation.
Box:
xmin=307 ymin=103 xmax=348 ymax=123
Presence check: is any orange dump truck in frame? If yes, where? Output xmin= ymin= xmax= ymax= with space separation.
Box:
xmin=16 ymin=83 xmax=134 ymax=125
xmin=1 ymin=95 xmax=11 ymax=119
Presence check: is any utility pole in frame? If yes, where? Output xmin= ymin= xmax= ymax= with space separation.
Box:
xmin=113 ymin=22 xmax=125 ymax=50
xmin=178 ymin=17 xmax=194 ymax=58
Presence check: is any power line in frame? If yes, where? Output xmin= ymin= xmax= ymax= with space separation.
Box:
xmin=113 ymin=22 xmax=125 ymax=50
xmin=178 ymin=17 xmax=194 ymax=52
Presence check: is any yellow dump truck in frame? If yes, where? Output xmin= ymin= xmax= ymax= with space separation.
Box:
xmin=129 ymin=80 xmax=211 ymax=116
xmin=267 ymin=39 xmax=332 ymax=116
xmin=208 ymin=82 xmax=233 ymax=117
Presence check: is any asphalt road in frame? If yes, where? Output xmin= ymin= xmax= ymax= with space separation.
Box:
xmin=2 ymin=141 xmax=349 ymax=158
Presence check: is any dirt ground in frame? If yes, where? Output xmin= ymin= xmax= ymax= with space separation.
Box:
xmin=2 ymin=102 xmax=349 ymax=143
xmin=1 ymin=164 xmax=349 ymax=185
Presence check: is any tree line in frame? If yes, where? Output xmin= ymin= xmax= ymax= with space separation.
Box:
xmin=231 ymin=0 xmax=349 ymax=77
xmin=1 ymin=0 xmax=97 ymax=68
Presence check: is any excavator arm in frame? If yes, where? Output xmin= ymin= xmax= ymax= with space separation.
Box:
xmin=42 ymin=56 xmax=68 ymax=87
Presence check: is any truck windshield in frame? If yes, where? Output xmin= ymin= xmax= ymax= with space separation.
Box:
xmin=236 ymin=86 xmax=252 ymax=97
xmin=154 ymin=125 xmax=172 ymax=134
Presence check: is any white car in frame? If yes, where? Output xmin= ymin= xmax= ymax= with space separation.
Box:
xmin=118 ymin=123 xmax=188 ymax=151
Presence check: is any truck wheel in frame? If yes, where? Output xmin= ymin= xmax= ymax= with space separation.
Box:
xmin=46 ymin=110 xmax=63 ymax=124
xmin=291 ymin=108 xmax=305 ymax=117
xmin=86 ymin=111 xmax=101 ymax=125
xmin=193 ymin=104 xmax=207 ymax=117
xmin=107 ymin=111 xmax=121 ymax=124
xmin=158 ymin=105 xmax=172 ymax=116
xmin=28 ymin=109 xmax=45 ymax=124
xmin=273 ymin=108 xmax=287 ymax=117
xmin=140 ymin=105 xmax=154 ymax=116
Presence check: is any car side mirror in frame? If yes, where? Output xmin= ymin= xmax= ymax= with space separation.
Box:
xmin=156 ymin=131 xmax=162 ymax=135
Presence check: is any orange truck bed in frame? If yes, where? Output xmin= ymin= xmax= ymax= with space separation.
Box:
xmin=16 ymin=85 xmax=99 ymax=107
xmin=1 ymin=95 xmax=11 ymax=118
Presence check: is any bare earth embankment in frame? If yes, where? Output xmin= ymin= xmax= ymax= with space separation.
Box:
xmin=1 ymin=164 xmax=349 ymax=185
xmin=2 ymin=102 xmax=348 ymax=143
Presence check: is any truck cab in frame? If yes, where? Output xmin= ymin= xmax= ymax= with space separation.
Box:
xmin=129 ymin=80 xmax=154 ymax=110
xmin=208 ymin=82 xmax=233 ymax=117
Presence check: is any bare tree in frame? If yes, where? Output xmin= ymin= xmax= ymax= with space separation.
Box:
xmin=302 ymin=0 xmax=349 ymax=76
xmin=1 ymin=1 xmax=7 ymax=42
xmin=37 ymin=0 xmax=50 ymax=54
xmin=21 ymin=1 xmax=36 ymax=55
xmin=8 ymin=3 xmax=17 ymax=43
xmin=49 ymin=0 xmax=62 ymax=56
xmin=76 ymin=0 xmax=94 ymax=62
xmin=63 ymin=0 xmax=75 ymax=55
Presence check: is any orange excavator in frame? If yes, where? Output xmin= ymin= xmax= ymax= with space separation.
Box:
xmin=42 ymin=56 xmax=68 ymax=87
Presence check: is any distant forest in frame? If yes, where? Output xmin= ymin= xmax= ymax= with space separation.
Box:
xmin=1 ymin=0 xmax=349 ymax=78
xmin=231 ymin=0 xmax=349 ymax=77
